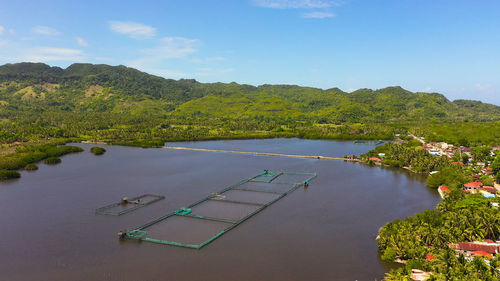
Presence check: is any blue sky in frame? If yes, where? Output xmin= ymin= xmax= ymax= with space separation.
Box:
xmin=0 ymin=0 xmax=499 ymax=105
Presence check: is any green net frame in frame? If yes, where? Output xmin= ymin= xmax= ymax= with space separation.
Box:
xmin=96 ymin=194 xmax=165 ymax=216
xmin=122 ymin=170 xmax=316 ymax=249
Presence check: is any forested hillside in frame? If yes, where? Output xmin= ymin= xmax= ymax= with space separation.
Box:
xmin=1 ymin=62 xmax=499 ymax=146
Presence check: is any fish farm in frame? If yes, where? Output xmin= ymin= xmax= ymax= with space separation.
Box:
xmin=96 ymin=194 xmax=165 ymax=216
xmin=120 ymin=170 xmax=317 ymax=249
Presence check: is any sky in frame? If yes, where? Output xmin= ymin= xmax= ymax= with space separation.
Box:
xmin=0 ymin=0 xmax=499 ymax=105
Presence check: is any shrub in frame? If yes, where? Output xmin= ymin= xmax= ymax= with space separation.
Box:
xmin=24 ymin=163 xmax=38 ymax=171
xmin=90 ymin=147 xmax=106 ymax=155
xmin=44 ymin=157 xmax=61 ymax=165
xmin=0 ymin=170 xmax=21 ymax=180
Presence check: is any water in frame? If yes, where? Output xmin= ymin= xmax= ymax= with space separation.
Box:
xmin=0 ymin=138 xmax=439 ymax=281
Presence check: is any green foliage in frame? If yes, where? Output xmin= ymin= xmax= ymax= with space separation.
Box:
xmin=364 ymin=142 xmax=450 ymax=173
xmin=43 ymin=157 xmax=61 ymax=164
xmin=24 ymin=163 xmax=38 ymax=170
xmin=0 ymin=144 xmax=82 ymax=170
xmin=426 ymin=167 xmax=468 ymax=189
xmin=0 ymin=169 xmax=20 ymax=180
xmin=90 ymin=146 xmax=106 ymax=155
xmin=0 ymin=63 xmax=499 ymax=149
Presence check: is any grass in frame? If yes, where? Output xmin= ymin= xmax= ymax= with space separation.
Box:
xmin=0 ymin=169 xmax=21 ymax=180
xmin=44 ymin=157 xmax=61 ymax=165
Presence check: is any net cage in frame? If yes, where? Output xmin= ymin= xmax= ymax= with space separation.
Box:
xmin=96 ymin=194 xmax=165 ymax=216
xmin=122 ymin=171 xmax=316 ymax=249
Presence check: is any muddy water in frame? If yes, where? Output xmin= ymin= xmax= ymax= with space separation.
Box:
xmin=0 ymin=139 xmax=439 ymax=281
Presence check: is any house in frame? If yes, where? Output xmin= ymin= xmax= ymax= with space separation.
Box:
xmin=455 ymin=241 xmax=499 ymax=257
xmin=438 ymin=185 xmax=451 ymax=198
xmin=368 ymin=157 xmax=381 ymax=162
xmin=463 ymin=181 xmax=483 ymax=192
xmin=471 ymin=250 xmax=493 ymax=259
xmin=451 ymin=161 xmax=465 ymax=166
xmin=428 ymin=150 xmax=442 ymax=156
xmin=411 ymin=269 xmax=431 ymax=281
xmin=482 ymin=186 xmax=497 ymax=194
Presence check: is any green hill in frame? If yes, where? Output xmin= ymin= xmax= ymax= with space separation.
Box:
xmin=1 ymin=62 xmax=499 ymax=145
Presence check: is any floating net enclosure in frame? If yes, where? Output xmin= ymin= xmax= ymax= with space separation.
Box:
xmin=96 ymin=194 xmax=165 ymax=216
xmin=122 ymin=170 xmax=316 ymax=249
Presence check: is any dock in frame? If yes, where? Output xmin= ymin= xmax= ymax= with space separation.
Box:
xmin=163 ymin=146 xmax=360 ymax=162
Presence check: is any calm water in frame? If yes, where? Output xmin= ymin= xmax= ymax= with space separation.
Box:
xmin=0 ymin=138 xmax=439 ymax=281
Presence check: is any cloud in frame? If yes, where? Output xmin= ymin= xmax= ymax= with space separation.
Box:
xmin=75 ymin=37 xmax=88 ymax=47
xmin=16 ymin=47 xmax=85 ymax=62
xmin=475 ymin=83 xmax=491 ymax=92
xmin=32 ymin=26 xmax=60 ymax=36
xmin=302 ymin=11 xmax=335 ymax=18
xmin=141 ymin=37 xmax=200 ymax=59
xmin=190 ymin=56 xmax=226 ymax=64
xmin=253 ymin=0 xmax=337 ymax=9
xmin=0 ymin=26 xmax=4 ymax=35
xmin=109 ymin=21 xmax=156 ymax=38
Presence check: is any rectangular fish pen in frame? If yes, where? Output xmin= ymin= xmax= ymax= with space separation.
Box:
xmin=96 ymin=194 xmax=165 ymax=216
xmin=122 ymin=170 xmax=316 ymax=249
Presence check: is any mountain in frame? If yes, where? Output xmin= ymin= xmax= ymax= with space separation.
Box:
xmin=1 ymin=62 xmax=500 ymax=145
xmin=1 ymin=62 xmax=499 ymax=123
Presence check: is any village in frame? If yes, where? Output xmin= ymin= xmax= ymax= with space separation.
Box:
xmin=366 ymin=136 xmax=500 ymax=280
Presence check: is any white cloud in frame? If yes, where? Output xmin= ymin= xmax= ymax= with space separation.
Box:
xmin=32 ymin=26 xmax=60 ymax=36
xmin=253 ymin=0 xmax=338 ymax=9
xmin=75 ymin=37 xmax=88 ymax=47
xmin=141 ymin=37 xmax=200 ymax=59
xmin=302 ymin=11 xmax=335 ymax=18
xmin=0 ymin=26 xmax=4 ymax=35
xmin=109 ymin=21 xmax=156 ymax=38
xmin=16 ymin=47 xmax=85 ymax=62
xmin=475 ymin=83 xmax=491 ymax=92
xmin=190 ymin=56 xmax=226 ymax=64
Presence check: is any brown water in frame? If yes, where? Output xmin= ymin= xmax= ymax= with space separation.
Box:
xmin=0 ymin=139 xmax=440 ymax=281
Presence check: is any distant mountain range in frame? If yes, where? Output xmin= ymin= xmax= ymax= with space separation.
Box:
xmin=1 ymin=62 xmax=499 ymax=123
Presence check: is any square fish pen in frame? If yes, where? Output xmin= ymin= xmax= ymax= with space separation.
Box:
xmin=123 ymin=170 xmax=316 ymax=249
xmin=96 ymin=194 xmax=165 ymax=216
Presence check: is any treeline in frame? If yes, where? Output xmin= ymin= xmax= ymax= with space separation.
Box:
xmin=362 ymin=140 xmax=450 ymax=173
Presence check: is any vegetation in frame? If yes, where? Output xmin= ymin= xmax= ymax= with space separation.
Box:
xmin=0 ymin=169 xmax=21 ymax=180
xmin=90 ymin=146 xmax=106 ymax=155
xmin=0 ymin=143 xmax=83 ymax=170
xmin=375 ymin=148 xmax=500 ymax=280
xmin=24 ymin=163 xmax=38 ymax=171
xmin=362 ymin=140 xmax=450 ymax=173
xmin=44 ymin=157 xmax=61 ymax=164
xmin=0 ymin=63 xmax=499 ymax=150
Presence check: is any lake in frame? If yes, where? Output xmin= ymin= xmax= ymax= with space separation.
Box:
xmin=0 ymin=138 xmax=440 ymax=280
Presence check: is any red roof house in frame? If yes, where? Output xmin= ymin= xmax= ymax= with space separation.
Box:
xmin=482 ymin=186 xmax=497 ymax=194
xmin=425 ymin=254 xmax=434 ymax=261
xmin=457 ymin=242 xmax=498 ymax=255
xmin=438 ymin=185 xmax=451 ymax=195
xmin=368 ymin=157 xmax=381 ymax=162
xmin=451 ymin=162 xmax=465 ymax=166
xmin=471 ymin=250 xmax=493 ymax=259
xmin=463 ymin=182 xmax=483 ymax=192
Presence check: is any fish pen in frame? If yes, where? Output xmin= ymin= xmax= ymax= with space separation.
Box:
xmin=96 ymin=194 xmax=165 ymax=216
xmin=121 ymin=170 xmax=317 ymax=249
